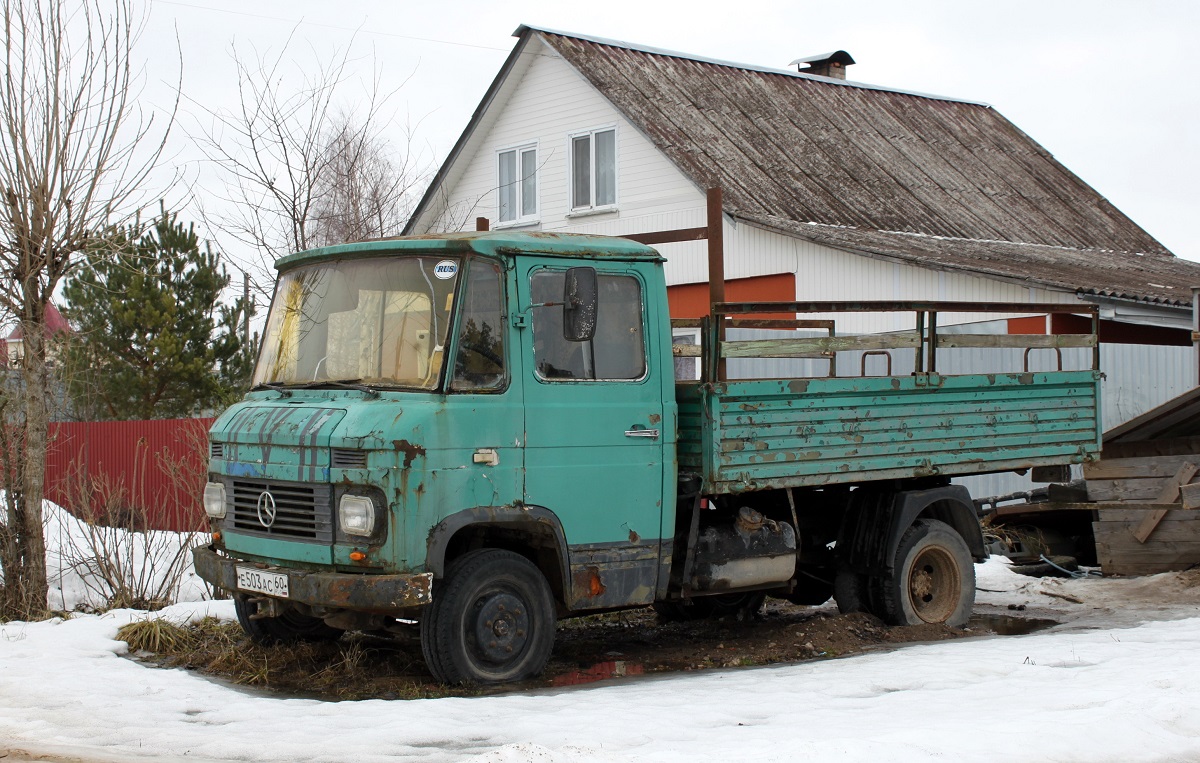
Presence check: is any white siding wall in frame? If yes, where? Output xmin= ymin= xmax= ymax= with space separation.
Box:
xmin=423 ymin=40 xmax=704 ymax=235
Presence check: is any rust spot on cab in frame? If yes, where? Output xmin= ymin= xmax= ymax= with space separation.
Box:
xmin=788 ymin=380 xmax=809 ymax=394
xmin=392 ymin=439 xmax=426 ymax=468
xmin=649 ymin=413 xmax=661 ymax=424
xmin=573 ymin=566 xmax=606 ymax=598
xmin=629 ymin=529 xmax=640 ymax=543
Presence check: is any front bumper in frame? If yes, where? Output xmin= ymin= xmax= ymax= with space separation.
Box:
xmin=193 ymin=545 xmax=433 ymax=613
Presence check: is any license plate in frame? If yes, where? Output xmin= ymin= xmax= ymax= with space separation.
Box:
xmin=235 ymin=566 xmax=289 ymax=598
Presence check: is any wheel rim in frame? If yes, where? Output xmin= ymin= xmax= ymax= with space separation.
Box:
xmin=468 ymin=588 xmax=531 ymax=668
xmin=906 ymin=545 xmax=961 ymax=623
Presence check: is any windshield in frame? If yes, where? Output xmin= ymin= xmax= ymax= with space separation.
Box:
xmin=253 ymin=256 xmax=460 ymax=389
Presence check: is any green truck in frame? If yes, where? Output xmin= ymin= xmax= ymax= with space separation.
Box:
xmin=193 ymin=231 xmax=1102 ymax=684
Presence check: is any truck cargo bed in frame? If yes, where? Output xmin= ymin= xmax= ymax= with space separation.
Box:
xmin=677 ymin=370 xmax=1102 ymax=493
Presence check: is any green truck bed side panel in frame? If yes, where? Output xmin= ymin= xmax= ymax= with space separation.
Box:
xmin=676 ymin=371 xmax=1101 ymax=493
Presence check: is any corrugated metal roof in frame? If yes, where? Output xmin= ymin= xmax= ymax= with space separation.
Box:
xmin=530 ymin=29 xmax=1196 ymax=304
xmin=744 ymin=215 xmax=1200 ymax=305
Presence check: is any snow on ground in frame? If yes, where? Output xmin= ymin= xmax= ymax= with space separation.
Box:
xmin=3 ymin=553 xmax=1200 ymax=763
xmin=41 ymin=501 xmax=209 ymax=612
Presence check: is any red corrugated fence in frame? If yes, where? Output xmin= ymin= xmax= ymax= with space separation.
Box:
xmin=45 ymin=418 xmax=212 ymax=532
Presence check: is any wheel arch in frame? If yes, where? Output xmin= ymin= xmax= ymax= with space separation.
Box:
xmin=426 ymin=506 xmax=571 ymax=604
xmin=838 ymin=484 xmax=986 ymax=576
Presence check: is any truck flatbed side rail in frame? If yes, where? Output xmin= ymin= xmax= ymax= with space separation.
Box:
xmin=676 ymin=300 xmax=1101 ymax=383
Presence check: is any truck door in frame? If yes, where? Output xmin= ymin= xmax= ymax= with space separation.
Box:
xmin=519 ymin=263 xmax=665 ymax=610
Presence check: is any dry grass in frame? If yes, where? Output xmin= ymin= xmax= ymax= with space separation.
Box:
xmin=118 ymin=617 xmax=459 ymax=699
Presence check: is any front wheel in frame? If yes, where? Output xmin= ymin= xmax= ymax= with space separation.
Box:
xmin=233 ymin=594 xmax=344 ymax=645
xmin=420 ymin=549 xmax=556 ymax=685
xmin=881 ymin=519 xmax=975 ymax=627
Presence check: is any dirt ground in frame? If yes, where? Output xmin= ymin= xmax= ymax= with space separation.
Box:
xmin=132 ymin=598 xmax=1041 ymax=700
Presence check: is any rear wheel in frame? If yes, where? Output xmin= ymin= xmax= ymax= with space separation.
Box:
xmin=233 ymin=594 xmax=344 ymax=645
xmin=420 ymin=549 xmax=556 ymax=685
xmin=833 ymin=570 xmax=870 ymax=615
xmin=881 ymin=519 xmax=975 ymax=627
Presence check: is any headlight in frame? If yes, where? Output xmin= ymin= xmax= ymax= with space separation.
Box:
xmin=339 ymin=495 xmax=375 ymax=537
xmin=203 ymin=482 xmax=226 ymax=519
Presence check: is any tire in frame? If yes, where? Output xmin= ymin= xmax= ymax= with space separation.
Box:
xmin=653 ymin=592 xmax=765 ymax=621
xmin=233 ymin=594 xmax=344 ymax=645
xmin=881 ymin=519 xmax=975 ymax=627
xmin=420 ymin=549 xmax=556 ymax=685
xmin=833 ymin=570 xmax=869 ymax=614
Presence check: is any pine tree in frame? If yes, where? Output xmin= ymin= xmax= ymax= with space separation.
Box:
xmin=62 ymin=207 xmax=255 ymax=420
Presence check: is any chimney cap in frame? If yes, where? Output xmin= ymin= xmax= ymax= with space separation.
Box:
xmin=789 ymin=50 xmax=856 ymax=69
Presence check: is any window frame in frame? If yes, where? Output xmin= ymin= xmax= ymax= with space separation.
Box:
xmin=495 ymin=141 xmax=539 ymax=227
xmin=449 ymin=256 xmax=510 ymax=394
xmin=567 ymin=125 xmax=618 ymax=215
xmin=529 ymin=266 xmax=648 ymax=384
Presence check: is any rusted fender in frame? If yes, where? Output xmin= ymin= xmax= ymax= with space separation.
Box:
xmin=193 ymin=545 xmax=432 ymax=614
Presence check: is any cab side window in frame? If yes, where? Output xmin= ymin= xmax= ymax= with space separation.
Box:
xmin=531 ymin=270 xmax=645 ymax=381
xmin=451 ymin=260 xmax=506 ymax=391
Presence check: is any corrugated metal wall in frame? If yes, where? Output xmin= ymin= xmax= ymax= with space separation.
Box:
xmin=45 ymin=419 xmax=212 ymax=532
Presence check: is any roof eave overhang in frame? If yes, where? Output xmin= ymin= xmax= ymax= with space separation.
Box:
xmin=737 ymin=215 xmax=1194 ymax=327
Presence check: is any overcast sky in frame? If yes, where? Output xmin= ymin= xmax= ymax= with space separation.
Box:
xmin=142 ymin=0 xmax=1199 ymax=265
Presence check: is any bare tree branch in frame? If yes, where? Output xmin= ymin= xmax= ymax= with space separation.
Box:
xmin=190 ymin=32 xmax=428 ymax=299
xmin=0 ymin=0 xmax=178 ymax=619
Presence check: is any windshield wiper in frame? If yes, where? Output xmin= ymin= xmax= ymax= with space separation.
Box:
xmin=295 ymin=379 xmax=381 ymax=398
xmin=250 ymin=379 xmax=380 ymax=398
xmin=250 ymin=382 xmax=292 ymax=398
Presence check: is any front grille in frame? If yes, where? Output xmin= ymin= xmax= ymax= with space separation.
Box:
xmin=210 ymin=442 xmax=224 ymax=460
xmin=331 ymin=448 xmax=367 ymax=468
xmin=229 ymin=479 xmax=333 ymax=542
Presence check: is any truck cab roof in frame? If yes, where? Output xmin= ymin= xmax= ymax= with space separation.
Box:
xmin=275 ymin=231 xmax=664 ymax=271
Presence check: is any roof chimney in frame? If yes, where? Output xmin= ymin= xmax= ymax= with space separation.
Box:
xmin=790 ymin=50 xmax=855 ymax=80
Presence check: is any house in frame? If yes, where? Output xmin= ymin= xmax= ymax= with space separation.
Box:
xmin=2 ymin=303 xmax=70 ymax=369
xmin=405 ymin=26 xmax=1200 ymax=454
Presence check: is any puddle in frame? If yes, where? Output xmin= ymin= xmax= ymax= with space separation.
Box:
xmin=550 ymin=660 xmax=645 ymax=687
xmin=970 ymin=613 xmax=1058 ymax=636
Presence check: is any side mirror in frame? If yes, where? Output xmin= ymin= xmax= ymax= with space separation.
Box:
xmin=563 ymin=267 xmax=598 ymax=342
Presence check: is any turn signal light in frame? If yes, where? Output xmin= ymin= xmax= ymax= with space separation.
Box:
xmin=212 ymin=531 xmax=222 ymax=542
xmin=349 ymin=550 xmax=366 ymax=562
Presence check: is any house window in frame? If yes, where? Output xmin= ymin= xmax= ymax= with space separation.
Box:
xmin=497 ymin=144 xmax=537 ymax=224
xmin=672 ymin=329 xmax=700 ymax=381
xmin=570 ymin=127 xmax=616 ymax=210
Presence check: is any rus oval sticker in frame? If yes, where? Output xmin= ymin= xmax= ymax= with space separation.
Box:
xmin=433 ymin=260 xmax=458 ymax=280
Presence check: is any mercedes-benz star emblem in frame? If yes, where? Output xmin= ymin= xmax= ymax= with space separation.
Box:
xmin=256 ymin=490 xmax=277 ymax=528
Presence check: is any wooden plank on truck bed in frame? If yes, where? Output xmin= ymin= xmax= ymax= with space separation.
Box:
xmin=720 ymin=333 xmax=919 ymax=358
xmin=1133 ymin=463 xmax=1198 ymax=543
xmin=935 ymin=334 xmax=1096 ymax=349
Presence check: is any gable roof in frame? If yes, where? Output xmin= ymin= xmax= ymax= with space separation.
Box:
xmin=410 ymin=26 xmax=1200 ymax=307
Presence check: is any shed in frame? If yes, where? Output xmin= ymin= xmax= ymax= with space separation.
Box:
xmin=1084 ymin=388 xmax=1200 ymax=575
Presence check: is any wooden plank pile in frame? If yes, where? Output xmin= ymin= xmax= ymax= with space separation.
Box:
xmin=1085 ymin=453 xmax=1200 ymax=576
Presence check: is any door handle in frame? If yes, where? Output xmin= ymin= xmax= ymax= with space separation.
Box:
xmin=624 ymin=427 xmax=660 ymax=439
